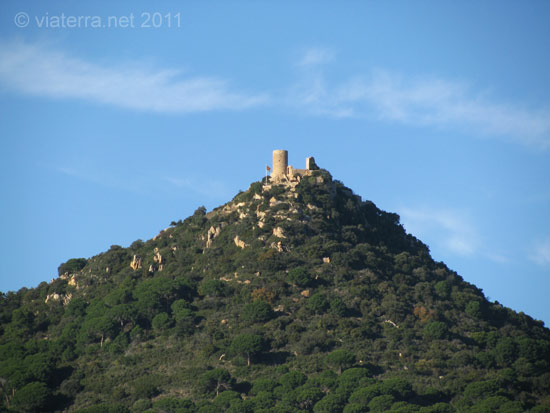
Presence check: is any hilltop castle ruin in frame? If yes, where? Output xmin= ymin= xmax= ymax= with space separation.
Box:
xmin=270 ymin=150 xmax=318 ymax=184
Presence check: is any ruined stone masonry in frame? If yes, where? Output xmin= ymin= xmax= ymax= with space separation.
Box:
xmin=270 ymin=149 xmax=318 ymax=184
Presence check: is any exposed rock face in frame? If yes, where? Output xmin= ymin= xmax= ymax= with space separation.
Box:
xmin=45 ymin=292 xmax=72 ymax=305
xmin=68 ymin=276 xmax=78 ymax=288
xmin=206 ymin=225 xmax=222 ymax=248
xmin=270 ymin=241 xmax=284 ymax=252
xmin=130 ymin=255 xmax=142 ymax=270
xmin=153 ymin=248 xmax=164 ymax=271
xmin=220 ymin=202 xmax=246 ymax=216
xmin=63 ymin=293 xmax=73 ymax=305
xmin=153 ymin=227 xmax=170 ymax=241
xmin=234 ymin=235 xmax=247 ymax=249
xmin=45 ymin=293 xmax=61 ymax=303
xmin=273 ymin=227 xmax=286 ymax=238
xmin=274 ymin=305 xmax=285 ymax=312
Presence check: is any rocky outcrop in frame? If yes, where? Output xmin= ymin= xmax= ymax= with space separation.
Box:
xmin=130 ymin=255 xmax=142 ymax=270
xmin=45 ymin=292 xmax=72 ymax=305
xmin=45 ymin=293 xmax=61 ymax=303
xmin=273 ymin=227 xmax=286 ymax=238
xmin=153 ymin=248 xmax=164 ymax=271
xmin=274 ymin=305 xmax=285 ymax=312
xmin=153 ymin=227 xmax=170 ymax=241
xmin=67 ymin=275 xmax=78 ymax=289
xmin=206 ymin=225 xmax=222 ymax=248
xmin=270 ymin=241 xmax=285 ymax=252
xmin=234 ymin=235 xmax=247 ymax=249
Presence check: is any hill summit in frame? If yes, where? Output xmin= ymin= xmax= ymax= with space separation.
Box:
xmin=1 ymin=150 xmax=549 ymax=412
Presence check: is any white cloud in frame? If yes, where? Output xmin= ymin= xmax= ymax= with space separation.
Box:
xmin=290 ymin=65 xmax=550 ymax=149
xmin=0 ymin=39 xmax=267 ymax=113
xmin=399 ymin=207 xmax=478 ymax=256
xmin=2 ymin=40 xmax=549 ymax=149
xmin=529 ymin=239 xmax=550 ymax=266
xmin=54 ymin=164 xmax=148 ymax=194
xmin=54 ymin=164 xmax=232 ymax=200
xmin=164 ymin=177 xmax=232 ymax=200
xmin=297 ymin=47 xmax=334 ymax=67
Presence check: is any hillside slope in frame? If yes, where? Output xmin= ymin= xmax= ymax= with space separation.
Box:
xmin=1 ymin=167 xmax=549 ymax=412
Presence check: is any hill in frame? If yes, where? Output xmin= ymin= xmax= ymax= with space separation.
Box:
xmin=1 ymin=159 xmax=549 ymax=412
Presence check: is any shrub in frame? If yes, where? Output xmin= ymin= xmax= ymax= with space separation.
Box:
xmin=463 ymin=380 xmax=500 ymax=401
xmin=329 ymin=298 xmax=348 ymax=316
xmin=307 ymin=293 xmax=330 ymax=314
xmin=153 ymin=397 xmax=195 ymax=412
xmin=133 ymin=376 xmax=160 ymax=399
xmin=313 ymin=393 xmax=346 ymax=413
xmin=326 ymin=349 xmax=355 ymax=374
xmin=152 ymin=312 xmax=172 ymax=331
xmin=495 ymin=337 xmax=517 ymax=366
xmin=434 ymin=281 xmax=450 ymax=298
xmin=212 ymin=390 xmax=240 ymax=410
xmin=250 ymin=379 xmax=278 ymax=395
xmin=11 ymin=381 xmax=50 ymax=412
xmin=466 ymin=300 xmax=483 ymax=318
xmin=288 ymin=267 xmax=313 ymax=287
xmin=242 ymin=300 xmax=274 ymax=323
xmin=280 ymin=371 xmax=307 ymax=389
xmin=229 ymin=333 xmax=266 ymax=366
xmin=199 ymin=279 xmax=232 ymax=297
xmin=380 ymin=378 xmax=413 ymax=400
xmin=76 ymin=404 xmax=129 ymax=413
xmin=58 ymin=258 xmax=87 ymax=275
xmin=368 ymin=394 xmax=395 ymax=412
xmin=252 ymin=391 xmax=276 ymax=409
xmin=424 ymin=321 xmax=448 ymax=340
xmin=201 ymin=369 xmax=233 ymax=396
xmin=343 ymin=404 xmax=364 ymax=413
xmin=296 ymin=386 xmax=324 ymax=410
xmin=349 ymin=384 xmax=382 ymax=406
xmin=337 ymin=368 xmax=372 ymax=396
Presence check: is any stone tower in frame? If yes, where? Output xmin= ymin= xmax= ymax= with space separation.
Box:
xmin=269 ymin=149 xmax=316 ymax=185
xmin=272 ymin=149 xmax=288 ymax=179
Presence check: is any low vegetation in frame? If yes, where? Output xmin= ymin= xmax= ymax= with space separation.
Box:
xmin=1 ymin=169 xmax=549 ymax=412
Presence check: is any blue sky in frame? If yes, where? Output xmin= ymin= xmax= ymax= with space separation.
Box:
xmin=1 ymin=1 xmax=549 ymax=325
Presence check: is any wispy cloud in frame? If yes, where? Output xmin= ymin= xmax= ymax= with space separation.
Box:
xmin=290 ymin=51 xmax=550 ymax=149
xmin=399 ymin=207 xmax=478 ymax=256
xmin=0 ymin=39 xmax=267 ymax=113
xmin=398 ymin=206 xmax=512 ymax=264
xmin=2 ymin=40 xmax=549 ymax=149
xmin=53 ymin=164 xmax=231 ymax=200
xmin=529 ymin=238 xmax=550 ymax=266
xmin=164 ymin=177 xmax=233 ymax=200
xmin=54 ymin=165 xmax=149 ymax=194
xmin=297 ymin=47 xmax=335 ymax=67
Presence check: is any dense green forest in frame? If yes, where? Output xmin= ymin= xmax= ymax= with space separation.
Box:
xmin=1 ymin=168 xmax=549 ymax=412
